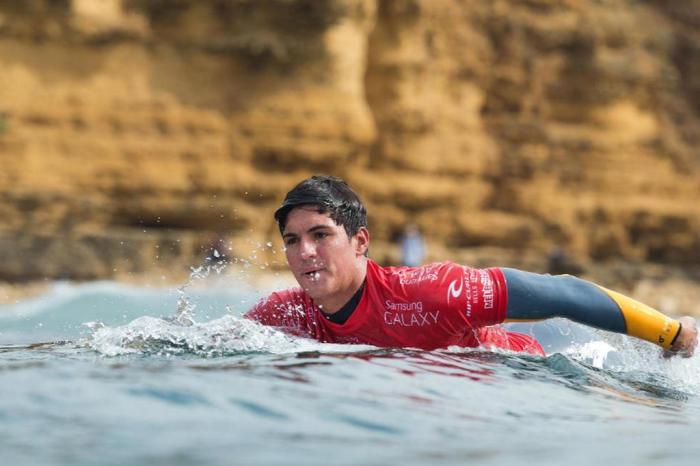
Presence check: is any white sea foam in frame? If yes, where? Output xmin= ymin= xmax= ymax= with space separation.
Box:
xmin=85 ymin=314 xmax=376 ymax=357
xmin=563 ymin=332 xmax=700 ymax=395
xmin=563 ymin=340 xmax=617 ymax=369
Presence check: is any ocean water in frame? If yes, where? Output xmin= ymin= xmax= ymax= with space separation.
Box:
xmin=2 ymin=268 xmax=700 ymax=466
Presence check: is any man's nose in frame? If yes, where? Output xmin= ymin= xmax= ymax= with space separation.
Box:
xmin=299 ymin=238 xmax=317 ymax=260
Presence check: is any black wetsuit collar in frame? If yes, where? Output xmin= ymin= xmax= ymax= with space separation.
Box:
xmin=323 ymin=280 xmax=366 ymax=325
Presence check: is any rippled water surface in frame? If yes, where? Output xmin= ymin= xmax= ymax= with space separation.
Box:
xmin=2 ymin=279 xmax=700 ymax=466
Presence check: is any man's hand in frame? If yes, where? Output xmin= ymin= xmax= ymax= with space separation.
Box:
xmin=666 ymin=316 xmax=698 ymax=358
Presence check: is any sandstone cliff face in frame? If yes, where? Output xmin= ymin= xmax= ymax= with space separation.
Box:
xmin=0 ymin=0 xmax=699 ymax=284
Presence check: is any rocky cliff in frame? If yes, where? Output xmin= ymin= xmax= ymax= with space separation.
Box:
xmin=1 ymin=0 xmax=699 ymax=293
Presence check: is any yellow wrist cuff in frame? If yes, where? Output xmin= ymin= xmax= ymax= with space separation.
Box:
xmin=598 ymin=286 xmax=680 ymax=350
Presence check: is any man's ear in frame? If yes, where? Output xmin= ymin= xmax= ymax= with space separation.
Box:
xmin=354 ymin=227 xmax=370 ymax=256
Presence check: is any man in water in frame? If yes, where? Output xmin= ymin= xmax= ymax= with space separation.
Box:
xmin=245 ymin=176 xmax=698 ymax=357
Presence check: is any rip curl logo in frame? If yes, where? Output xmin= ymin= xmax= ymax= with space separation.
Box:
xmin=447 ymin=279 xmax=463 ymax=303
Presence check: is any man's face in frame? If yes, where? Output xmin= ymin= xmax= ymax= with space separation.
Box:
xmin=282 ymin=206 xmax=368 ymax=311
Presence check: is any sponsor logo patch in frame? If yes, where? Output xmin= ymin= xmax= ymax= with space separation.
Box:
xmin=447 ymin=279 xmax=463 ymax=302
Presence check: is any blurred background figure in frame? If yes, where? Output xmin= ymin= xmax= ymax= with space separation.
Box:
xmin=547 ymin=245 xmax=583 ymax=276
xmin=400 ymin=224 xmax=426 ymax=267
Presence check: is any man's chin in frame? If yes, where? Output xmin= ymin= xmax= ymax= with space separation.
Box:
xmin=297 ymin=276 xmax=323 ymax=291
xmin=300 ymin=282 xmax=331 ymax=303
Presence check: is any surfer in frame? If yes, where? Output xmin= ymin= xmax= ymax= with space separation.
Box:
xmin=244 ymin=176 xmax=697 ymax=357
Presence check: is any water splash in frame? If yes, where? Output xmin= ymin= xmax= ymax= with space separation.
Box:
xmin=562 ymin=331 xmax=700 ymax=396
xmin=85 ymin=314 xmax=376 ymax=357
xmin=80 ymin=240 xmax=376 ymax=357
xmin=563 ymin=340 xmax=617 ymax=369
xmin=87 ymin=315 xmax=293 ymax=356
xmin=171 ymin=250 xmax=230 ymax=327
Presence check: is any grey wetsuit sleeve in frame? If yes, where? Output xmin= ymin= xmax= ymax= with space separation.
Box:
xmin=502 ymin=268 xmax=626 ymax=333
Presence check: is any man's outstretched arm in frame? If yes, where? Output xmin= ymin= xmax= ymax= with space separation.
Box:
xmin=502 ymin=268 xmax=698 ymax=356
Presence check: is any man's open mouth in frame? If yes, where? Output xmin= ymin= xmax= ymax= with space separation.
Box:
xmin=303 ymin=269 xmax=323 ymax=280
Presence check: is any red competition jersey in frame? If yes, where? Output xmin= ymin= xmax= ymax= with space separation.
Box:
xmin=244 ymin=260 xmax=544 ymax=356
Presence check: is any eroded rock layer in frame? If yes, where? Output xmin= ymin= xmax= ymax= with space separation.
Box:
xmin=1 ymin=0 xmax=699 ymax=283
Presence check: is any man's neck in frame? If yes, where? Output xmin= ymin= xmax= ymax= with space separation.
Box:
xmin=322 ymin=279 xmax=366 ymax=325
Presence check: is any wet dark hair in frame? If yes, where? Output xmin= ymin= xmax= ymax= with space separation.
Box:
xmin=274 ymin=175 xmax=368 ymax=237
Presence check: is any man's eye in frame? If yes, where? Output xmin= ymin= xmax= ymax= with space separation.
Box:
xmin=314 ymin=232 xmax=328 ymax=240
xmin=284 ymin=238 xmax=298 ymax=246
